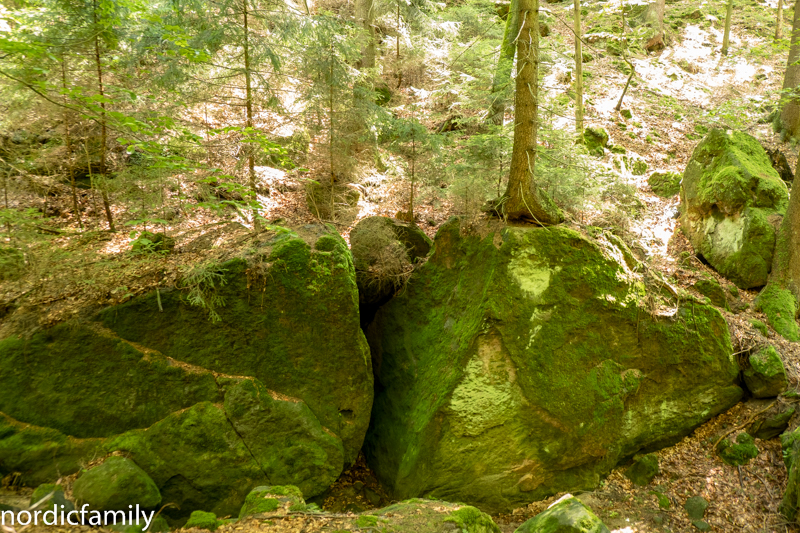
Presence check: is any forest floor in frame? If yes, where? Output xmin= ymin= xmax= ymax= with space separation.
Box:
xmin=2 ymin=0 xmax=800 ymax=531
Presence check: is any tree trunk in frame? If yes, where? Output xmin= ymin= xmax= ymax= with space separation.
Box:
xmin=355 ymin=0 xmax=375 ymax=69
xmin=93 ymin=0 xmax=115 ymax=233
xmin=721 ymin=0 xmax=733 ymax=55
xmin=498 ymin=0 xmax=563 ymax=224
xmin=757 ymin=155 xmax=800 ymax=340
xmin=776 ymin=0 xmax=784 ymax=40
xmin=778 ymin=0 xmax=800 ymax=142
xmin=638 ymin=0 xmax=664 ymax=31
xmin=61 ymin=55 xmax=82 ymax=231
xmin=242 ymin=0 xmax=261 ymax=230
xmin=487 ymin=0 xmax=519 ymax=126
xmin=573 ymin=0 xmax=583 ymax=135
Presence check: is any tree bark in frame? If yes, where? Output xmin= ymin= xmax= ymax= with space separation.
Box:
xmin=778 ymin=0 xmax=800 ymax=142
xmin=638 ymin=0 xmax=665 ymax=31
xmin=573 ymin=0 xmax=583 ymax=135
xmin=355 ymin=0 xmax=375 ymax=69
xmin=776 ymin=0 xmax=784 ymax=40
xmin=721 ymin=0 xmax=733 ymax=55
xmin=498 ymin=0 xmax=563 ymax=224
xmin=242 ymin=0 xmax=261 ymax=230
xmin=93 ymin=0 xmax=115 ymax=233
xmin=487 ymin=0 xmax=519 ymax=126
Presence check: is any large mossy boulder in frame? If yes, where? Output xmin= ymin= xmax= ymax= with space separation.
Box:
xmin=72 ymin=456 xmax=161 ymax=511
xmin=680 ymin=129 xmax=788 ymax=289
xmin=0 ymin=224 xmax=368 ymax=520
xmin=782 ymin=427 xmax=800 ymax=521
xmin=364 ymin=218 xmax=742 ymax=513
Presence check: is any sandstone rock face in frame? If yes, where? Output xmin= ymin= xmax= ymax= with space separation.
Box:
xmin=680 ymin=129 xmax=788 ymax=289
xmin=0 ymin=224 xmax=370 ymax=521
xmin=365 ymin=218 xmax=742 ymax=513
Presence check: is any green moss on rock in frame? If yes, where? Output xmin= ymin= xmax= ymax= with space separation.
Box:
xmin=717 ymin=433 xmax=759 ymax=466
xmin=743 ymin=346 xmax=788 ymax=398
xmin=365 ymin=218 xmax=741 ymax=513
xmin=680 ymin=129 xmax=788 ymax=289
xmin=72 ymin=456 xmax=161 ymax=511
xmin=756 ymin=284 xmax=799 ymax=341
xmin=514 ymin=496 xmax=609 ymax=533
xmin=184 ymin=511 xmax=218 ymax=531
xmin=239 ymin=486 xmax=304 ymax=518
xmin=648 ymin=171 xmax=682 ymax=197
xmin=96 ymin=225 xmax=371 ymax=464
xmin=580 ymin=127 xmax=609 ymax=157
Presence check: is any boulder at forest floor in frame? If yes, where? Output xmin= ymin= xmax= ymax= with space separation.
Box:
xmin=365 ymin=218 xmax=742 ymax=513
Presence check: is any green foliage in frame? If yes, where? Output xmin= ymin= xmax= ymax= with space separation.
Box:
xmin=179 ymin=262 xmax=228 ymax=322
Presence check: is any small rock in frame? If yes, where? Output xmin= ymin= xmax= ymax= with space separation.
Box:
xmin=648 ymin=171 xmax=682 ymax=197
xmin=744 ymin=345 xmax=788 ymax=398
xmin=620 ymin=109 xmax=632 ymax=120
xmin=514 ymin=495 xmax=610 ymax=533
xmin=184 ymin=510 xmax=218 ymax=531
xmin=748 ymin=404 xmax=794 ymax=440
xmin=684 ymin=496 xmax=708 ymax=520
xmin=131 ymin=231 xmax=175 ymax=254
xmin=693 ymin=277 xmax=729 ymax=310
xmin=579 ymin=127 xmax=609 ymax=157
xmin=717 ymin=433 xmax=759 ymax=466
xmin=692 ymin=520 xmax=712 ymax=531
xmin=239 ymin=486 xmax=305 ymax=518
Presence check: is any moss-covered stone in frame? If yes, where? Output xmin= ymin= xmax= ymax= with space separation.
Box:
xmin=648 ymin=171 xmax=682 ymax=197
xmin=514 ymin=495 xmax=609 ymax=533
xmin=747 ymin=403 xmax=794 ymax=440
xmin=680 ymin=129 xmax=788 ymax=289
xmin=29 ymin=482 xmax=74 ymax=513
xmin=717 ymin=433 xmax=759 ymax=466
xmin=781 ymin=427 xmax=800 ymax=520
xmin=239 ymin=486 xmax=305 ymax=518
xmin=755 ymin=284 xmax=799 ymax=341
xmin=580 ymin=127 xmax=609 ymax=157
xmin=693 ymin=277 xmax=729 ymax=310
xmin=362 ymin=500 xmax=499 ymax=533
xmin=684 ymin=496 xmax=708 ymax=520
xmin=750 ymin=319 xmax=769 ymax=337
xmin=743 ymin=346 xmax=788 ymax=398
xmin=624 ymin=454 xmax=659 ymax=486
xmin=365 ymin=218 xmax=742 ymax=512
xmin=184 ymin=511 xmax=218 ymax=531
xmin=95 ymin=225 xmax=371 ymax=465
xmin=72 ymin=456 xmax=161 ymax=511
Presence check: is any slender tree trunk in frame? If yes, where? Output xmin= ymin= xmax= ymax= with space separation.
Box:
xmin=614 ymin=2 xmax=634 ymax=112
xmin=721 ymin=0 xmax=733 ymax=55
xmin=573 ymin=0 xmax=583 ymax=135
xmin=778 ymin=0 xmax=800 ymax=141
xmin=61 ymin=55 xmax=82 ymax=231
xmin=242 ymin=0 xmax=261 ymax=230
xmin=497 ymin=0 xmax=563 ymax=224
xmin=396 ymin=0 xmax=402 ymax=88
xmin=777 ymin=0 xmax=784 ymax=40
xmin=93 ymin=0 xmax=115 ymax=232
xmin=356 ymin=0 xmax=376 ymax=69
xmin=2 ymin=168 xmax=10 ymax=235
xmin=487 ymin=0 xmax=519 ymax=125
